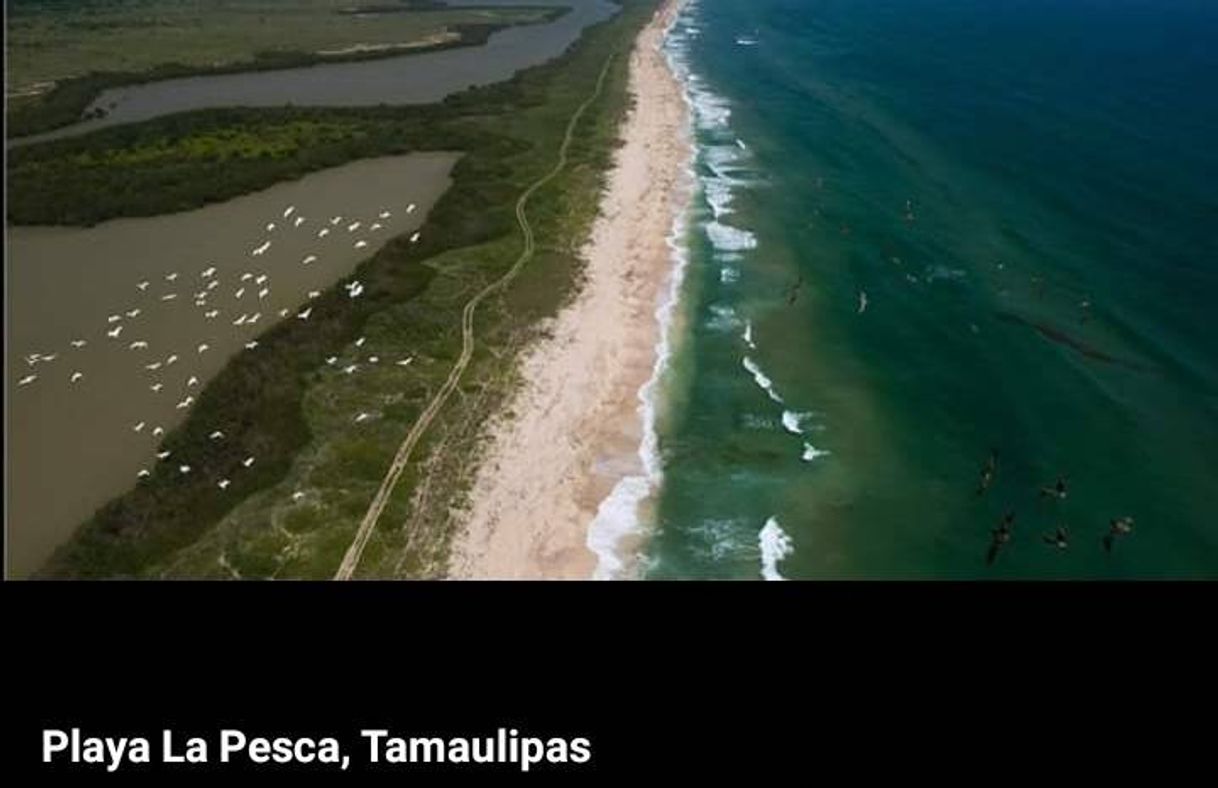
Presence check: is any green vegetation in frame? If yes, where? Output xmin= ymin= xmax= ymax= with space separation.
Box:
xmin=6 ymin=0 xmax=569 ymax=138
xmin=35 ymin=0 xmax=657 ymax=578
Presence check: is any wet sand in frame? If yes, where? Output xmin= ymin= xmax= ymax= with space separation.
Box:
xmin=447 ymin=0 xmax=690 ymax=579
xmin=6 ymin=153 xmax=457 ymax=577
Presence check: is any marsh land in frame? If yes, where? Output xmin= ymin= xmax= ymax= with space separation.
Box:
xmin=7 ymin=0 xmax=664 ymax=578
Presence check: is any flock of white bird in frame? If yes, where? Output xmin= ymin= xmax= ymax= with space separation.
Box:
xmin=16 ymin=200 xmax=424 ymax=492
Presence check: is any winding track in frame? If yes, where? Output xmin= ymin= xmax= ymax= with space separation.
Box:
xmin=334 ymin=54 xmax=617 ymax=580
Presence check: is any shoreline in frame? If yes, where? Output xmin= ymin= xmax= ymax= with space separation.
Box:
xmin=448 ymin=0 xmax=691 ymax=579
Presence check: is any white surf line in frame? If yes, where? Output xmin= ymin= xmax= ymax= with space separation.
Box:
xmin=586 ymin=1 xmax=696 ymax=580
xmin=758 ymin=516 xmax=793 ymax=580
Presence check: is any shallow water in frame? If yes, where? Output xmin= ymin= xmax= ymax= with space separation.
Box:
xmin=641 ymin=0 xmax=1218 ymax=578
xmin=14 ymin=0 xmax=618 ymax=146
xmin=6 ymin=153 xmax=458 ymax=576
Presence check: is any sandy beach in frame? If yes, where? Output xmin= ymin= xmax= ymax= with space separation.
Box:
xmin=448 ymin=0 xmax=690 ymax=579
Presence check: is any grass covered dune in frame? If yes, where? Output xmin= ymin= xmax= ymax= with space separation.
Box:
xmin=33 ymin=0 xmax=662 ymax=578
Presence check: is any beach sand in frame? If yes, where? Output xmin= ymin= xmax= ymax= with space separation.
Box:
xmin=447 ymin=0 xmax=690 ymax=579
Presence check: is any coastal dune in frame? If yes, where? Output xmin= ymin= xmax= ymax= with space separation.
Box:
xmin=448 ymin=0 xmax=690 ymax=579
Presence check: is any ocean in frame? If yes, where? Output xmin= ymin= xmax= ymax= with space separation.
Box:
xmin=633 ymin=0 xmax=1218 ymax=578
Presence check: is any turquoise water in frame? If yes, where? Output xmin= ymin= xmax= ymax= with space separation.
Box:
xmin=644 ymin=0 xmax=1218 ymax=578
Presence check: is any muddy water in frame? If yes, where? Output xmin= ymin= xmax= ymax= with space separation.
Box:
xmin=14 ymin=0 xmax=618 ymax=147
xmin=6 ymin=153 xmax=459 ymax=576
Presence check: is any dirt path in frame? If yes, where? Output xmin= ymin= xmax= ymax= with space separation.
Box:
xmin=333 ymin=54 xmax=617 ymax=580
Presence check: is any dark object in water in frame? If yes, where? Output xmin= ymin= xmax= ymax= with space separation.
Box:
xmin=786 ymin=275 xmax=804 ymax=305
xmin=1043 ymin=526 xmax=1070 ymax=550
xmin=1103 ymin=516 xmax=1135 ymax=553
xmin=996 ymin=311 xmax=1146 ymax=370
xmin=986 ymin=510 xmax=1016 ymax=565
xmin=1039 ymin=475 xmax=1069 ymax=500
xmin=976 ymin=449 xmax=999 ymax=496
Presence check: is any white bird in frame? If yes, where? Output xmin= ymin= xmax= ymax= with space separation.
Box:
xmin=258 ymin=288 xmax=270 ymax=300
xmin=283 ymin=206 xmax=295 ymax=218
xmin=293 ymin=216 xmax=305 ymax=227
xmin=318 ymin=228 xmax=330 ymax=238
xmin=137 ymin=469 xmax=151 ymax=479
xmin=187 ymin=376 xmax=199 ymax=387
xmin=233 ymin=314 xmax=248 ymax=326
xmin=126 ymin=308 xmax=141 ymax=318
xmin=133 ymin=421 xmax=146 ymax=433
xmin=153 ymin=427 xmax=165 ymax=437
xmin=43 ymin=352 xmax=59 ymax=362
xmin=157 ymin=451 xmax=171 ymax=460
xmin=370 ymin=223 xmax=382 ymax=231
xmin=348 ymin=284 xmax=364 ymax=298
xmin=179 ymin=465 xmax=191 ymax=474
xmin=240 ymin=272 xmax=254 ymax=282
xmin=206 ymin=280 xmax=220 ymax=291
xmin=255 ymin=274 xmax=268 ymax=285
xmin=218 ymin=479 xmax=231 ymax=490
xmin=242 ymin=456 xmax=256 ymax=468
xmin=194 ymin=290 xmax=208 ymax=300
xmin=297 ymin=307 xmax=313 ymax=320
xmin=368 ymin=356 xmax=379 ymax=364
xmin=347 ymin=221 xmax=361 ymax=232
xmin=330 ymin=216 xmax=342 ymax=225
xmin=107 ymin=326 xmax=123 ymax=339
xmin=176 ymin=396 xmax=194 ymax=409
xmin=145 ymin=362 xmax=162 ymax=371
xmin=166 ymin=354 xmax=179 ymax=366
xmin=396 ymin=358 xmax=413 ymax=367
xmin=166 ymin=272 xmax=179 ymax=282
xmin=235 ymin=287 xmax=246 ymax=299
xmin=354 ymin=240 xmax=368 ymax=249
xmin=355 ymin=336 xmax=366 ymax=347
xmin=325 ymin=356 xmax=338 ymax=366
xmin=858 ymin=290 xmax=868 ymax=314
xmin=248 ymin=313 xmax=261 ymax=324
xmin=354 ymin=412 xmax=370 ymax=423
xmin=150 ymin=383 xmax=163 ymax=393
xmin=410 ymin=232 xmax=421 ymax=243
xmin=197 ymin=343 xmax=209 ymax=354
xmin=209 ymin=430 xmax=224 ymax=440
xmin=205 ymin=310 xmax=220 ymax=319
xmin=266 ymin=222 xmax=276 ymax=232
xmin=343 ymin=364 xmax=358 ymax=375
xmin=379 ymin=210 xmax=392 ymax=219
xmin=70 ymin=339 xmax=87 ymax=348
xmin=161 ymin=293 xmax=177 ymax=301
xmin=252 ymin=240 xmax=271 ymax=256
xmin=108 ymin=314 xmax=122 ymax=323
xmin=129 ymin=340 xmax=148 ymax=350
xmin=201 ymin=266 xmax=216 ymax=279
xmin=302 ymin=255 xmax=317 ymax=265
xmin=308 ymin=290 xmax=320 ymax=299
xmin=406 ymin=203 xmax=416 ymax=214
xmin=279 ymin=309 xmax=290 ymax=318
xmin=70 ymin=371 xmax=83 ymax=383
xmin=245 ymin=341 xmax=259 ymax=350
xmin=292 ymin=491 xmax=305 ymax=501
xmin=136 ymin=280 xmax=150 ymax=291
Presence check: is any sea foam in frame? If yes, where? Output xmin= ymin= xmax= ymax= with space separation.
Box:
xmin=705 ymin=221 xmax=757 ymax=251
xmin=759 ymin=517 xmax=794 ymax=580
xmin=781 ymin=410 xmax=809 ymax=434
xmin=743 ymin=356 xmax=784 ymax=404
xmin=801 ymin=442 xmax=831 ymax=461
xmin=586 ymin=2 xmax=698 ymax=579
